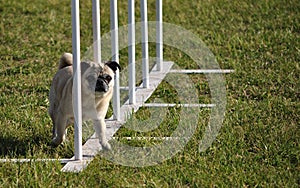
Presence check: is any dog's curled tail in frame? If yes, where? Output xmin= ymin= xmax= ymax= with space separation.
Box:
xmin=58 ymin=53 xmax=73 ymax=70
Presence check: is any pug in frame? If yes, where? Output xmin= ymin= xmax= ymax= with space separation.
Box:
xmin=48 ymin=53 xmax=121 ymax=150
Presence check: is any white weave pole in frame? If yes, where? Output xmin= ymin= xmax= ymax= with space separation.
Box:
xmin=128 ymin=0 xmax=136 ymax=104
xmin=156 ymin=0 xmax=163 ymax=71
xmin=92 ymin=0 xmax=101 ymax=64
xmin=71 ymin=0 xmax=82 ymax=161
xmin=110 ymin=0 xmax=121 ymax=120
xmin=141 ymin=0 xmax=149 ymax=88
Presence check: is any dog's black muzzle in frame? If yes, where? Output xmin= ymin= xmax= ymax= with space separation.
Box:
xmin=95 ymin=78 xmax=109 ymax=92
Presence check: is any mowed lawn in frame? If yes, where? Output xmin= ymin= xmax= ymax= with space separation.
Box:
xmin=0 ymin=0 xmax=299 ymax=187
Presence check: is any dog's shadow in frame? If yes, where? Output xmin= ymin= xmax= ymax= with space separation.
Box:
xmin=0 ymin=133 xmax=73 ymax=158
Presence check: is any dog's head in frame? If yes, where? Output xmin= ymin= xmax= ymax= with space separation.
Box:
xmin=82 ymin=61 xmax=121 ymax=96
xmin=94 ymin=61 xmax=121 ymax=93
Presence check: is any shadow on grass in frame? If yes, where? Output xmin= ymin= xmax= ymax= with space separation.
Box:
xmin=0 ymin=134 xmax=56 ymax=158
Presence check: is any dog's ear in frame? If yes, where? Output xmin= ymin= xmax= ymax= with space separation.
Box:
xmin=105 ymin=61 xmax=121 ymax=73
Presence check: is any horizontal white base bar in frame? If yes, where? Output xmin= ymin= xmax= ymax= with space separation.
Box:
xmin=143 ymin=103 xmax=215 ymax=108
xmin=170 ymin=69 xmax=234 ymax=74
xmin=112 ymin=137 xmax=188 ymax=141
xmin=0 ymin=158 xmax=73 ymax=164
xmin=120 ymin=86 xmax=143 ymax=90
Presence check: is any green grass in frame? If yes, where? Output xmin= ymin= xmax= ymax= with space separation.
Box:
xmin=0 ymin=0 xmax=299 ymax=187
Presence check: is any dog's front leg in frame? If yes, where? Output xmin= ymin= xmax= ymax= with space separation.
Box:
xmin=52 ymin=114 xmax=68 ymax=146
xmin=93 ymin=119 xmax=111 ymax=150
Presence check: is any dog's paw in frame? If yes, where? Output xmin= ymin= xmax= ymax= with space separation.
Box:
xmin=51 ymin=139 xmax=60 ymax=148
xmin=52 ymin=136 xmax=64 ymax=147
xmin=100 ymin=141 xmax=111 ymax=151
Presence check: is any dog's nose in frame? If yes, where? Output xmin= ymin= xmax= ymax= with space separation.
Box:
xmin=95 ymin=79 xmax=108 ymax=92
xmin=102 ymin=86 xmax=108 ymax=92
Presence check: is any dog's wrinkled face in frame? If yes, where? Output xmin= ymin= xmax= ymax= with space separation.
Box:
xmin=95 ymin=73 xmax=112 ymax=92
xmin=82 ymin=61 xmax=120 ymax=96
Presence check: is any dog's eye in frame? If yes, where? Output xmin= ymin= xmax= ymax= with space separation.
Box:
xmin=103 ymin=75 xmax=112 ymax=83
